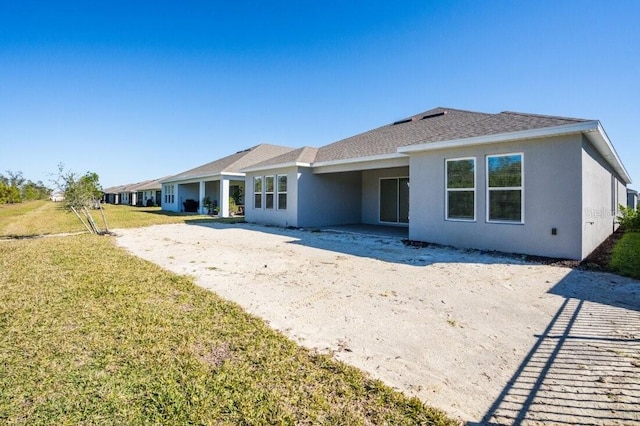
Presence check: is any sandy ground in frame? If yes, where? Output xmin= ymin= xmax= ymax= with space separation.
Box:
xmin=116 ymin=222 xmax=640 ymax=424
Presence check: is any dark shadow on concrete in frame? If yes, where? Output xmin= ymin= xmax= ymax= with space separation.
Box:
xmin=473 ymin=269 xmax=640 ymax=425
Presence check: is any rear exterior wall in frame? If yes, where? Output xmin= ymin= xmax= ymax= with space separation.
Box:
xmin=409 ymin=134 xmax=584 ymax=259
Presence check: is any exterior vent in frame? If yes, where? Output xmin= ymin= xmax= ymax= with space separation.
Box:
xmin=392 ymin=118 xmax=413 ymax=125
xmin=421 ymin=111 xmax=446 ymax=120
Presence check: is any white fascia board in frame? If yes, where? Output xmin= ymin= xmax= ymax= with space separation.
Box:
xmin=313 ymin=155 xmax=409 ymax=174
xmin=585 ymin=122 xmax=632 ymax=184
xmin=242 ymin=162 xmax=311 ymax=173
xmin=163 ymin=174 xmax=223 ymax=185
xmin=398 ymin=121 xmax=600 ymax=154
xmin=312 ymin=152 xmax=408 ymax=168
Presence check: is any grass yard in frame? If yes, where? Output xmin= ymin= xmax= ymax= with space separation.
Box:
xmin=0 ymin=206 xmax=453 ymax=424
xmin=0 ymin=201 xmax=240 ymax=238
xmin=609 ymin=231 xmax=640 ymax=279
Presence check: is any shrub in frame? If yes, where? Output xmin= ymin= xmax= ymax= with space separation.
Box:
xmin=617 ymin=205 xmax=640 ymax=231
xmin=228 ymin=197 xmax=237 ymax=215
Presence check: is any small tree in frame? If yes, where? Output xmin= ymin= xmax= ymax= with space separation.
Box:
xmin=54 ymin=164 xmax=109 ymax=234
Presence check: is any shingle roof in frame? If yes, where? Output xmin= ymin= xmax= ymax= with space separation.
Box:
xmin=163 ymin=144 xmax=295 ymax=183
xmin=314 ymin=107 xmax=588 ymax=163
xmin=244 ymin=146 xmax=319 ymax=171
xmin=134 ymin=176 xmax=169 ymax=191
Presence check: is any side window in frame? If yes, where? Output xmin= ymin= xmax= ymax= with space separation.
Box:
xmin=254 ymin=177 xmax=263 ymax=209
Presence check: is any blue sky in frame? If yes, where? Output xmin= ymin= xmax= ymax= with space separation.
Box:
xmin=0 ymin=1 xmax=638 ymax=188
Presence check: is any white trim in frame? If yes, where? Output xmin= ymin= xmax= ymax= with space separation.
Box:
xmin=445 ymin=157 xmax=476 ymax=222
xmin=378 ymin=176 xmax=410 ymax=226
xmin=264 ymin=175 xmax=275 ymax=210
xmin=399 ymin=121 xmax=599 ymax=154
xmin=276 ymin=174 xmax=287 ymax=210
xmin=314 ymin=152 xmax=408 ymax=168
xmin=585 ymin=123 xmax=632 ymax=184
xmin=253 ymin=176 xmax=263 ymax=210
xmin=242 ymin=162 xmax=312 ymax=173
xmin=486 ymin=153 xmax=525 ymax=224
xmin=161 ymin=172 xmax=245 ymax=186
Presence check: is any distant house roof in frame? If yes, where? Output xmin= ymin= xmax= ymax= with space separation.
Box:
xmin=162 ymin=143 xmax=295 ymax=183
xmin=134 ymin=176 xmax=169 ymax=191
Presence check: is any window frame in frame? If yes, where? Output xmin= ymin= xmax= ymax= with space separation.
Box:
xmin=486 ymin=153 xmax=524 ymax=224
xmin=445 ymin=157 xmax=476 ymax=222
xmin=277 ymin=174 xmax=287 ymax=210
xmin=253 ymin=176 xmax=263 ymax=209
xmin=265 ymin=175 xmax=275 ymax=210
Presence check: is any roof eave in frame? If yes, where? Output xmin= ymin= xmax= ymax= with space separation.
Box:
xmin=242 ymin=162 xmax=312 ymax=173
xmin=161 ymin=171 xmax=245 ymax=184
xmin=312 ymin=152 xmax=408 ymax=168
xmin=585 ymin=122 xmax=632 ymax=184
xmin=398 ymin=121 xmax=600 ymax=154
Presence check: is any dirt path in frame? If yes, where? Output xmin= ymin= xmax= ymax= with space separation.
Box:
xmin=116 ymin=222 xmax=640 ymax=424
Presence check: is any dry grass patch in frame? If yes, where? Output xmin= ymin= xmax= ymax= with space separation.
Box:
xmin=0 ymin=202 xmax=243 ymax=238
xmin=0 ymin=235 xmax=454 ymax=425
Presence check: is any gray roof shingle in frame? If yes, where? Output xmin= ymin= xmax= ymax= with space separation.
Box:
xmin=244 ymin=146 xmax=319 ymax=171
xmin=314 ymin=107 xmax=588 ymax=163
xmin=163 ymin=144 xmax=295 ymax=182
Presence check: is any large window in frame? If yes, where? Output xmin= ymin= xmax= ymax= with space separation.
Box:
xmin=277 ymin=175 xmax=287 ymax=210
xmin=487 ymin=153 xmax=523 ymax=223
xmin=265 ymin=176 xmax=274 ymax=209
xmin=254 ymin=177 xmax=263 ymax=209
xmin=446 ymin=158 xmax=475 ymax=221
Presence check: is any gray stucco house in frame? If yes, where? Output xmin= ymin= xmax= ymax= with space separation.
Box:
xmin=242 ymin=107 xmax=631 ymax=260
xmin=161 ymin=144 xmax=294 ymax=216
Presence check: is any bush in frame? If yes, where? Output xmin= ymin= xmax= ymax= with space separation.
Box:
xmin=228 ymin=197 xmax=237 ymax=215
xmin=617 ymin=205 xmax=640 ymax=231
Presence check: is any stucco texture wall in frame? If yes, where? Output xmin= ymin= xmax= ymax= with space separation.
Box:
xmin=297 ymin=169 xmax=361 ymax=228
xmin=244 ymin=167 xmax=299 ymax=227
xmin=581 ymin=136 xmax=626 ymax=258
xmin=409 ymin=135 xmax=584 ymax=259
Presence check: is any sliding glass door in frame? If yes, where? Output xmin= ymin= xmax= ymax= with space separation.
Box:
xmin=379 ymin=177 xmax=409 ymax=224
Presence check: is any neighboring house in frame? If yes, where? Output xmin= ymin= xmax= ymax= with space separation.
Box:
xmin=50 ymin=190 xmax=64 ymax=202
xmin=130 ymin=177 xmax=167 ymax=207
xmin=161 ymin=144 xmax=294 ymax=216
xmin=242 ymin=107 xmax=631 ymax=260
xmin=628 ymin=188 xmax=638 ymax=210
xmin=103 ymin=179 xmax=164 ymax=206
xmin=102 ymin=184 xmax=126 ymax=204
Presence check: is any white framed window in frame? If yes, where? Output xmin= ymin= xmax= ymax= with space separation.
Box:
xmin=445 ymin=157 xmax=476 ymax=221
xmin=277 ymin=175 xmax=287 ymax=210
xmin=486 ymin=153 xmax=524 ymax=223
xmin=253 ymin=177 xmax=263 ymax=209
xmin=265 ymin=176 xmax=274 ymax=209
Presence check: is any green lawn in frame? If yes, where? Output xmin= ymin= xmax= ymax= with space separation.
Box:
xmin=0 ymin=201 xmax=240 ymax=238
xmin=609 ymin=231 xmax=640 ymax=279
xmin=0 ymin=202 xmax=454 ymax=424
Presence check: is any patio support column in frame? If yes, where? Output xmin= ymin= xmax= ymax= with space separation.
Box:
xmin=199 ymin=180 xmax=206 ymax=215
xmin=221 ymin=177 xmax=230 ymax=217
